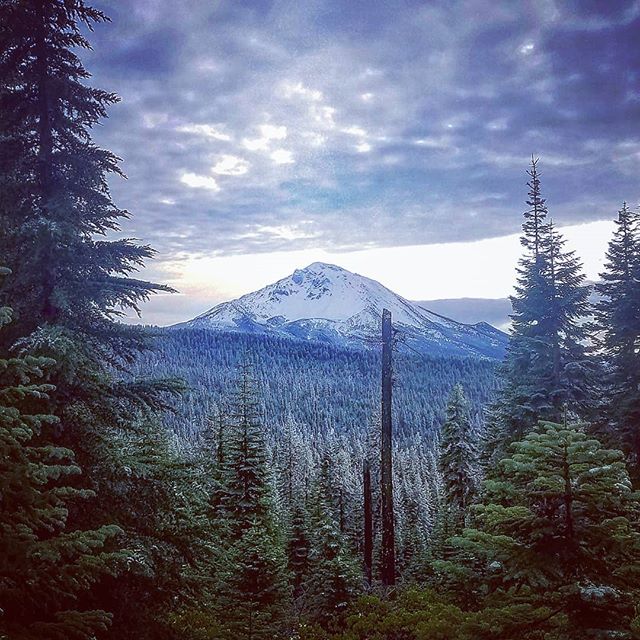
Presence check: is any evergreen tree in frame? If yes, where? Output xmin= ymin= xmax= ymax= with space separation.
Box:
xmin=200 ymin=404 xmax=231 ymax=517
xmin=98 ymin=418 xmax=223 ymax=640
xmin=442 ymin=422 xmax=640 ymax=638
xmin=0 ymin=268 xmax=123 ymax=640
xmin=0 ymin=3 xmax=180 ymax=632
xmin=494 ymin=158 xmax=553 ymax=436
xmin=438 ymin=385 xmax=478 ymax=530
xmin=395 ymin=465 xmax=431 ymax=582
xmin=214 ymin=364 xmax=291 ymax=639
xmin=594 ymin=203 xmax=640 ymax=478
xmin=495 ymin=159 xmax=593 ymax=438
xmin=288 ymin=503 xmax=311 ymax=600
xmin=302 ymin=458 xmax=361 ymax=628
xmin=0 ymin=0 xmax=170 ymax=342
xmin=224 ymin=364 xmax=273 ymax=532
xmin=223 ymin=520 xmax=291 ymax=640
xmin=543 ymin=222 xmax=593 ymax=416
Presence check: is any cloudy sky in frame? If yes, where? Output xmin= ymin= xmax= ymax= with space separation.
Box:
xmin=85 ymin=0 xmax=640 ymax=325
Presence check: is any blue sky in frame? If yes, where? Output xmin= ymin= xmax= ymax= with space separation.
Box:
xmin=83 ymin=0 xmax=640 ymax=323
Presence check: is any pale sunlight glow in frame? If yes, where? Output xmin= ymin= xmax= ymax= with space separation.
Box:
xmin=131 ymin=219 xmax=614 ymax=325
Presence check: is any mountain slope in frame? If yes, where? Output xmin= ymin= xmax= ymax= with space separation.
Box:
xmin=177 ymin=262 xmax=508 ymax=359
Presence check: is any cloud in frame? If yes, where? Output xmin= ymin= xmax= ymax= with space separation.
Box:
xmin=177 ymin=123 xmax=232 ymax=141
xmin=86 ymin=0 xmax=639 ymax=265
xmin=270 ymin=149 xmax=294 ymax=164
xmin=180 ymin=172 xmax=221 ymax=191
xmin=281 ymin=81 xmax=323 ymax=101
xmin=212 ymin=154 xmax=250 ymax=175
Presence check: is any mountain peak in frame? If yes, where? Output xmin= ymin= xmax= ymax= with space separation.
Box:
xmin=180 ymin=263 xmax=507 ymax=358
xmin=303 ymin=261 xmax=341 ymax=271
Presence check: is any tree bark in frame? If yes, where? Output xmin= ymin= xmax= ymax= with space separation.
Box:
xmin=380 ymin=308 xmax=395 ymax=586
xmin=363 ymin=458 xmax=373 ymax=586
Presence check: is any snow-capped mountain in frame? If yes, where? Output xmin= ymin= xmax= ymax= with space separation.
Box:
xmin=177 ymin=262 xmax=508 ymax=359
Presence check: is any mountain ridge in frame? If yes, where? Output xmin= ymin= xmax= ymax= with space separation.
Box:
xmin=175 ymin=262 xmax=508 ymax=359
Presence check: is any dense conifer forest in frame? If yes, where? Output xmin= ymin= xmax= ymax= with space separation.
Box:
xmin=1 ymin=2 xmax=640 ymax=640
xmin=132 ymin=328 xmax=500 ymax=439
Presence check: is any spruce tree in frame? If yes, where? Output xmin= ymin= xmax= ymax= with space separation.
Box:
xmin=97 ymin=417 xmax=224 ymax=640
xmin=495 ymin=159 xmax=593 ymax=438
xmin=0 ymin=0 xmax=176 ymax=453
xmin=302 ymin=458 xmax=361 ymax=628
xmin=443 ymin=422 xmax=640 ymax=638
xmin=543 ymin=222 xmax=593 ymax=415
xmin=214 ymin=364 xmax=291 ymax=639
xmin=224 ymin=364 xmax=273 ymax=532
xmin=0 ymin=0 xmax=170 ymax=342
xmin=594 ymin=203 xmax=640 ymax=478
xmin=288 ymin=503 xmax=311 ymax=599
xmin=0 ymin=2 xmax=179 ymax=630
xmin=201 ymin=404 xmax=231 ymax=517
xmin=495 ymin=158 xmax=552 ymax=436
xmin=0 ymin=268 xmax=123 ymax=640
xmin=438 ymin=384 xmax=478 ymax=529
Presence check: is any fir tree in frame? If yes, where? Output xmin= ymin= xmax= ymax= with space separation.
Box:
xmin=200 ymin=404 xmax=231 ymax=517
xmin=495 ymin=159 xmax=593 ymax=438
xmin=543 ymin=222 xmax=594 ymax=416
xmin=224 ymin=363 xmax=273 ymax=533
xmin=97 ymin=418 xmax=224 ymax=640
xmin=0 ymin=3 xmax=180 ymax=631
xmin=438 ymin=384 xmax=478 ymax=530
xmin=494 ymin=158 xmax=552 ymax=436
xmin=223 ymin=520 xmax=291 ymax=640
xmin=0 ymin=0 xmax=170 ymax=342
xmin=395 ymin=466 xmax=431 ymax=582
xmin=214 ymin=364 xmax=291 ymax=639
xmin=0 ymin=268 xmax=123 ymax=640
xmin=302 ymin=458 xmax=361 ymax=628
xmin=442 ymin=422 xmax=640 ymax=638
xmin=288 ymin=503 xmax=311 ymax=599
xmin=594 ymin=203 xmax=640 ymax=478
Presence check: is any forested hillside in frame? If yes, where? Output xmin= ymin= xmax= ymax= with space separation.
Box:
xmin=133 ymin=328 xmax=500 ymax=440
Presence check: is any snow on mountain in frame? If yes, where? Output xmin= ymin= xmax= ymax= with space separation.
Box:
xmin=176 ymin=262 xmax=508 ymax=359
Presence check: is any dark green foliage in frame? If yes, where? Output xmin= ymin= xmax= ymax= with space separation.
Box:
xmin=222 ymin=521 xmax=291 ymax=639
xmin=288 ymin=504 xmax=311 ymax=598
xmin=223 ymin=365 xmax=273 ymax=532
xmin=209 ymin=366 xmax=291 ymax=639
xmin=0 ymin=0 xmax=170 ymax=343
xmin=438 ymin=384 xmax=478 ymax=529
xmin=495 ymin=159 xmax=594 ymax=438
xmin=0 ymin=2 xmax=182 ymax=637
xmin=440 ymin=422 xmax=640 ymax=638
xmin=0 ymin=277 xmax=123 ymax=640
xmin=91 ymin=420 xmax=221 ymax=640
xmin=330 ymin=589 xmax=466 ymax=640
xmin=134 ymin=328 xmax=501 ymax=440
xmin=3 ymin=5 xmax=639 ymax=636
xmin=594 ymin=203 xmax=640 ymax=478
xmin=302 ymin=459 xmax=361 ymax=628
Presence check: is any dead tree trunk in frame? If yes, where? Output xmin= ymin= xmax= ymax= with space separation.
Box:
xmin=380 ymin=308 xmax=396 ymax=586
xmin=363 ymin=458 xmax=373 ymax=586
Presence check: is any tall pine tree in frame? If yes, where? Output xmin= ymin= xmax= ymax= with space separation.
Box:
xmin=0 ymin=268 xmax=124 ymax=640
xmin=0 ymin=1 xmax=180 ymax=631
xmin=214 ymin=364 xmax=291 ymax=639
xmin=302 ymin=457 xmax=361 ymax=629
xmin=494 ymin=158 xmax=593 ymax=439
xmin=0 ymin=0 xmax=170 ymax=341
xmin=594 ymin=203 xmax=640 ymax=479
xmin=442 ymin=422 xmax=640 ymax=639
xmin=438 ymin=384 xmax=478 ymax=530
